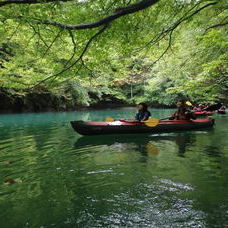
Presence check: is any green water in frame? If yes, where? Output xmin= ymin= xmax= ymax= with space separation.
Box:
xmin=0 ymin=109 xmax=228 ymax=227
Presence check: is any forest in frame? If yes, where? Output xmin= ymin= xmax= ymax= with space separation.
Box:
xmin=0 ymin=0 xmax=227 ymax=112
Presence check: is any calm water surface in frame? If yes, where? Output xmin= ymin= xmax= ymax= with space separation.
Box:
xmin=0 ymin=109 xmax=228 ymax=227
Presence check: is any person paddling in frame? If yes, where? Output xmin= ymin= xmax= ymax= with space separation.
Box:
xmin=135 ymin=103 xmax=151 ymax=121
xmin=219 ymin=104 xmax=226 ymax=111
xmin=169 ymin=100 xmax=196 ymax=120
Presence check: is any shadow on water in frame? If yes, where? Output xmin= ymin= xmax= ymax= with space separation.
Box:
xmin=73 ymin=129 xmax=215 ymax=158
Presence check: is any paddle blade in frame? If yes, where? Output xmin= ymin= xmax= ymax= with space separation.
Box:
xmin=144 ymin=118 xmax=160 ymax=127
xmin=186 ymin=101 xmax=193 ymax=106
xmin=105 ymin=117 xmax=114 ymax=122
xmin=146 ymin=143 xmax=159 ymax=155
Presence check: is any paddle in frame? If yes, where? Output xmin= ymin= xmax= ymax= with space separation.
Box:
xmin=105 ymin=117 xmax=161 ymax=127
xmin=105 ymin=117 xmax=115 ymax=122
xmin=186 ymin=101 xmax=193 ymax=106
xmin=143 ymin=118 xmax=160 ymax=127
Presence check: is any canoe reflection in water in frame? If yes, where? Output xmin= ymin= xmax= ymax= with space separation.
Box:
xmin=74 ymin=131 xmax=203 ymax=158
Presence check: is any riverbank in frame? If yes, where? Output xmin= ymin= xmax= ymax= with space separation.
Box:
xmin=0 ymin=87 xmax=174 ymax=114
xmin=0 ymin=87 xmax=127 ymax=113
xmin=0 ymin=87 xmax=76 ymax=113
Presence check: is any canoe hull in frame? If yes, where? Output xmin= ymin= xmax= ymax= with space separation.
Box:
xmin=194 ymin=111 xmax=215 ymax=117
xmin=71 ymin=119 xmax=215 ymax=136
xmin=218 ymin=110 xmax=226 ymax=114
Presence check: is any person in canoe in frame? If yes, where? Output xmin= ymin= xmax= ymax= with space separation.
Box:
xmin=169 ymin=99 xmax=196 ymax=120
xmin=135 ymin=102 xmax=151 ymax=121
xmin=193 ymin=104 xmax=204 ymax=112
xmin=218 ymin=104 xmax=226 ymax=114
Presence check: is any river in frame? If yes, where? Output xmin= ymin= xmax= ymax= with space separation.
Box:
xmin=0 ymin=109 xmax=227 ymax=227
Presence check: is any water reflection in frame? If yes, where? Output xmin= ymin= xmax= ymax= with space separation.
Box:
xmin=0 ymin=111 xmax=227 ymax=227
xmin=174 ymin=134 xmax=195 ymax=157
xmin=74 ymin=132 xmax=199 ymax=158
xmin=205 ymin=145 xmax=222 ymax=158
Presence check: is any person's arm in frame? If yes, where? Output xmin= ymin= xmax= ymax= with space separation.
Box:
xmin=185 ymin=111 xmax=196 ymax=120
xmin=169 ymin=112 xmax=176 ymax=120
xmin=141 ymin=111 xmax=150 ymax=121
xmin=135 ymin=113 xmax=140 ymax=121
xmin=190 ymin=112 xmax=196 ymax=120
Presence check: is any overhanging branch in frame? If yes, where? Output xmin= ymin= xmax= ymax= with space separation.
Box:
xmin=63 ymin=30 xmax=77 ymax=68
xmin=205 ymin=21 xmax=228 ymax=32
xmin=32 ymin=0 xmax=159 ymax=30
xmin=151 ymin=30 xmax=173 ymax=66
xmin=0 ymin=0 xmax=74 ymax=7
xmin=33 ymin=24 xmax=108 ymax=87
xmin=135 ymin=1 xmax=217 ymax=55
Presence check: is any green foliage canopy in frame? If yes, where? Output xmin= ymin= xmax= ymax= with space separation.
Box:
xmin=0 ymin=0 xmax=227 ymax=105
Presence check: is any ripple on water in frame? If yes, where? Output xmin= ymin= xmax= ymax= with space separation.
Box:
xmin=0 ymin=138 xmax=15 ymax=151
xmin=91 ymin=182 xmax=205 ymax=227
xmin=87 ymin=169 xmax=113 ymax=175
xmin=159 ymin=179 xmax=194 ymax=191
xmin=0 ymin=111 xmax=227 ymax=227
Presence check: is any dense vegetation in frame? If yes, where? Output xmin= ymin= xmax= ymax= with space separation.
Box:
xmin=0 ymin=0 xmax=227 ymax=111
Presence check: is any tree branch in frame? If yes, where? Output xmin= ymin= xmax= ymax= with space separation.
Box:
xmin=7 ymin=22 xmax=22 ymax=42
xmin=136 ymin=1 xmax=217 ymax=53
xmin=32 ymin=24 xmax=108 ymax=87
xmin=63 ymin=30 xmax=77 ymax=68
xmin=31 ymin=0 xmax=159 ymax=30
xmin=52 ymin=63 xmax=84 ymax=86
xmin=151 ymin=30 xmax=173 ymax=66
xmin=27 ymin=22 xmax=49 ymax=47
xmin=42 ymin=28 xmax=63 ymax=58
xmin=0 ymin=0 xmax=74 ymax=7
xmin=81 ymin=59 xmax=97 ymax=78
xmin=205 ymin=21 xmax=228 ymax=32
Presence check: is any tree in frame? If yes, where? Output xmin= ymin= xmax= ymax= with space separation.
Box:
xmin=0 ymin=0 xmax=227 ymax=105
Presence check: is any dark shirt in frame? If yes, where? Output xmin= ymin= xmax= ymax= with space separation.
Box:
xmin=135 ymin=110 xmax=151 ymax=121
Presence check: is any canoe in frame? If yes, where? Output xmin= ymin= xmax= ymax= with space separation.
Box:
xmin=204 ymin=103 xmax=222 ymax=111
xmin=217 ymin=110 xmax=226 ymax=114
xmin=194 ymin=111 xmax=215 ymax=116
xmin=70 ymin=119 xmax=215 ymax=136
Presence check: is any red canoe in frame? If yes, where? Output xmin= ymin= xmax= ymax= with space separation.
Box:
xmin=71 ymin=119 xmax=215 ymax=136
xmin=217 ymin=110 xmax=226 ymax=114
xmin=194 ymin=111 xmax=215 ymax=116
